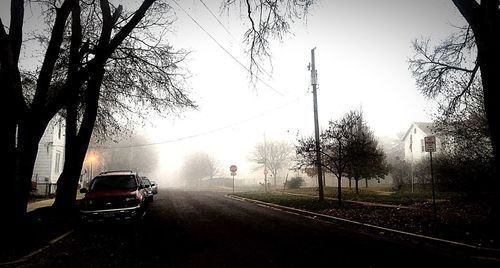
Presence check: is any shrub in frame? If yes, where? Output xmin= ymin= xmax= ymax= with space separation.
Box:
xmin=285 ymin=177 xmax=304 ymax=189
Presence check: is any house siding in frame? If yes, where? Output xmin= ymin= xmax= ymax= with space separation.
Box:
xmin=403 ymin=123 xmax=441 ymax=163
xmin=32 ymin=117 xmax=65 ymax=196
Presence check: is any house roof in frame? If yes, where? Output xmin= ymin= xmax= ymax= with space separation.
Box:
xmin=402 ymin=122 xmax=436 ymax=141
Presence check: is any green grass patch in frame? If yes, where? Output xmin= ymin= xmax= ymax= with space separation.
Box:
xmin=282 ymin=187 xmax=464 ymax=206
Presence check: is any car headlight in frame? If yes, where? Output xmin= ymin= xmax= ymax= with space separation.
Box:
xmin=82 ymin=199 xmax=93 ymax=206
xmin=124 ymin=196 xmax=140 ymax=206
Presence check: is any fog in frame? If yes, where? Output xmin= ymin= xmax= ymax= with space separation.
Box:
xmin=3 ymin=0 xmax=466 ymax=188
xmin=116 ymin=0 xmax=464 ymax=188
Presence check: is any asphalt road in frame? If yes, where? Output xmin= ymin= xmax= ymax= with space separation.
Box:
xmin=13 ymin=189 xmax=499 ymax=267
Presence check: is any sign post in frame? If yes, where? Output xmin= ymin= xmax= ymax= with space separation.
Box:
xmin=230 ymin=165 xmax=237 ymax=194
xmin=424 ymin=136 xmax=437 ymax=221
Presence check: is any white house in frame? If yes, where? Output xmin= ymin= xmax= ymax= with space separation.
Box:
xmin=32 ymin=116 xmax=65 ymax=196
xmin=402 ymin=122 xmax=442 ymax=163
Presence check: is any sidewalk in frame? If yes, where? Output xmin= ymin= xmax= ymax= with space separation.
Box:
xmin=27 ymin=199 xmax=55 ymax=212
xmin=27 ymin=192 xmax=84 ymax=212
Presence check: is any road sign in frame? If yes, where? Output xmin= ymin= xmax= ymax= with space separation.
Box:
xmin=230 ymin=165 xmax=237 ymax=173
xmin=424 ymin=136 xmax=436 ymax=152
xmin=230 ymin=166 xmax=237 ymax=194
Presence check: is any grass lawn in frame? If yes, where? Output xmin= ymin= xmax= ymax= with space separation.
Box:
xmin=283 ymin=186 xmax=464 ymax=206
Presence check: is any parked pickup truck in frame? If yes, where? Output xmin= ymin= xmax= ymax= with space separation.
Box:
xmin=79 ymin=170 xmax=148 ymax=223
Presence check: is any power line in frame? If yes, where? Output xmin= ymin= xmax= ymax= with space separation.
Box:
xmin=171 ymin=0 xmax=284 ymax=97
xmin=198 ymin=0 xmax=274 ymax=80
xmin=91 ymin=93 xmax=310 ymax=150
xmin=199 ymin=0 xmax=233 ymax=38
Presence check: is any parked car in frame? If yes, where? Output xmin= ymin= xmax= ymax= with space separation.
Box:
xmin=150 ymin=180 xmax=158 ymax=194
xmin=79 ymin=170 xmax=148 ymax=223
xmin=141 ymin=176 xmax=154 ymax=202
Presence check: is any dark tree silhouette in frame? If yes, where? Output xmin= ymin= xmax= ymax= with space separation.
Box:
xmin=222 ymin=0 xmax=315 ymax=80
xmin=449 ymin=1 xmax=500 ymax=170
xmin=296 ymin=110 xmax=362 ymax=206
xmin=344 ymin=115 xmax=389 ymax=194
xmin=51 ymin=1 xmax=195 ymax=211
xmin=0 ymin=0 xmax=194 ymax=224
xmin=408 ymin=9 xmax=498 ymax=212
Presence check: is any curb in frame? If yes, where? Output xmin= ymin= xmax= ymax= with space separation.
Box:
xmin=226 ymin=194 xmax=500 ymax=258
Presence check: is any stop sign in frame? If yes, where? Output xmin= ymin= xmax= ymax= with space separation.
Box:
xmin=230 ymin=165 xmax=237 ymax=172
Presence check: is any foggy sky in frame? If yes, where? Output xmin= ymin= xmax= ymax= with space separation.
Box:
xmin=1 ymin=0 xmax=465 ymax=185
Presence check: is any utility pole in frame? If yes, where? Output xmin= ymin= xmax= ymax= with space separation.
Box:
xmin=264 ymin=133 xmax=268 ymax=192
xmin=310 ymin=48 xmax=324 ymax=201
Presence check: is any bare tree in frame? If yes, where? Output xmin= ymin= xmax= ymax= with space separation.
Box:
xmin=206 ymin=154 xmax=223 ymax=180
xmin=51 ymin=0 xmax=194 ymax=211
xmin=250 ymin=140 xmax=293 ymax=187
xmin=222 ymin=0 xmax=315 ymax=80
xmin=296 ymin=110 xmax=362 ymax=206
xmin=409 ymin=20 xmax=497 ymax=207
xmin=180 ymin=152 xmax=223 ymax=187
xmin=344 ymin=114 xmax=389 ymax=194
xmin=0 ymin=0 xmax=195 ymax=221
xmin=411 ymin=1 xmax=500 ymax=171
xmin=409 ymin=25 xmax=478 ymax=119
xmin=450 ymin=0 xmax=500 ymax=171
xmin=1 ymin=0 xmax=318 ymax=227
xmin=2 ymin=0 xmax=79 ymax=224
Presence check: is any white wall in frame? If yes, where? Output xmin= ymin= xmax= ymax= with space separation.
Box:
xmin=403 ymin=123 xmax=441 ymax=163
xmin=32 ymin=116 xmax=65 ymax=194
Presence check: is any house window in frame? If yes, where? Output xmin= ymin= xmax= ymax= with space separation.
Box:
xmin=55 ymin=152 xmax=61 ymax=173
xmin=420 ymin=139 xmax=424 ymax=152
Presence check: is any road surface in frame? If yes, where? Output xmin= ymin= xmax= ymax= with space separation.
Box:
xmin=13 ymin=189 xmax=498 ymax=267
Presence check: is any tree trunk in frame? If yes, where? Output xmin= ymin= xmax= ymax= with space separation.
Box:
xmin=336 ymin=169 xmax=343 ymax=207
xmin=453 ymin=0 xmax=500 ymax=212
xmin=1 ymin=37 xmax=27 ymax=230
xmin=53 ymin=93 xmax=82 ymax=211
xmin=355 ymin=178 xmax=359 ymax=195
xmin=337 ymin=176 xmax=342 ymax=207
xmin=53 ymin=2 xmax=83 ymax=212
xmin=53 ymin=150 xmax=86 ymax=211
xmin=349 ymin=177 xmax=352 ymax=189
xmin=365 ymin=178 xmax=368 ymax=188
xmin=14 ymin=118 xmax=50 ymax=217
xmin=53 ymin=78 xmax=101 ymax=211
xmin=3 ymin=121 xmax=18 ymax=229
xmin=53 ymin=0 xmax=155 ymax=211
xmin=478 ymin=38 xmax=500 ymax=161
